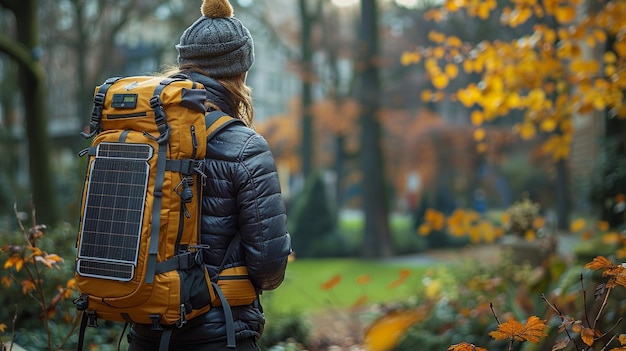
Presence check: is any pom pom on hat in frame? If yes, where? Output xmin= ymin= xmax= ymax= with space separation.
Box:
xmin=201 ymin=0 xmax=234 ymax=18
xmin=176 ymin=0 xmax=254 ymax=77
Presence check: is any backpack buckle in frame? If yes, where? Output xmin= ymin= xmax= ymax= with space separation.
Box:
xmin=150 ymin=315 xmax=163 ymax=331
xmin=86 ymin=310 xmax=98 ymax=328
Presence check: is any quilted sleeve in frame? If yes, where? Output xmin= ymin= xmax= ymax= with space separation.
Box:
xmin=235 ymin=132 xmax=291 ymax=291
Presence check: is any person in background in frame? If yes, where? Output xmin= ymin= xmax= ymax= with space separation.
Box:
xmin=127 ymin=0 xmax=291 ymax=349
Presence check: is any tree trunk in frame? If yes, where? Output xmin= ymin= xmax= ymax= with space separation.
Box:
xmin=356 ymin=0 xmax=392 ymax=258
xmin=2 ymin=0 xmax=59 ymax=224
xmin=299 ymin=0 xmax=317 ymax=179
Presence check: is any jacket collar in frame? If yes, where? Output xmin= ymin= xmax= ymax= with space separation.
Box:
xmin=185 ymin=71 xmax=234 ymax=115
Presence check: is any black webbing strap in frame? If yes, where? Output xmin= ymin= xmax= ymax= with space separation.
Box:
xmin=145 ymin=139 xmax=167 ymax=285
xmin=76 ymin=312 xmax=87 ymax=351
xmin=82 ymin=77 xmax=122 ymax=139
xmin=212 ymin=281 xmax=237 ymax=349
xmin=154 ymin=252 xmax=198 ymax=274
xmin=165 ymin=159 xmax=200 ymax=176
xmin=159 ymin=328 xmax=174 ymax=351
xmin=211 ymin=233 xmax=242 ymax=349
xmin=145 ymin=79 xmax=177 ymax=285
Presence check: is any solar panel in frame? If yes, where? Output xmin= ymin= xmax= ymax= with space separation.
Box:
xmin=77 ymin=142 xmax=153 ymax=281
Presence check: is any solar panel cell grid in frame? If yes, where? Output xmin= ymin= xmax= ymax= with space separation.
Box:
xmin=77 ymin=143 xmax=152 ymax=281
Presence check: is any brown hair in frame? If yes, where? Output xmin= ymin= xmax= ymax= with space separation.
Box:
xmin=161 ymin=64 xmax=254 ymax=127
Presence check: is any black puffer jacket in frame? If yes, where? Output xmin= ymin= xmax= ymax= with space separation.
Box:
xmin=130 ymin=72 xmax=291 ymax=345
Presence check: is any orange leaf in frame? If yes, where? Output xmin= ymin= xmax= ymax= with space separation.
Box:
xmin=4 ymin=255 xmax=24 ymax=272
xmin=356 ymin=274 xmax=371 ymax=285
xmin=0 ymin=323 xmax=6 ymax=332
xmin=320 ymin=274 xmax=341 ymax=291
xmin=584 ymin=256 xmax=614 ymax=271
xmin=448 ymin=342 xmax=488 ymax=351
xmin=489 ymin=316 xmax=546 ymax=343
xmin=388 ymin=269 xmax=411 ymax=290
xmin=580 ymin=327 xmax=595 ymax=346
xmin=597 ymin=221 xmax=610 ymax=231
xmin=21 ymin=279 xmax=37 ymax=295
xmin=570 ymin=218 xmax=586 ymax=232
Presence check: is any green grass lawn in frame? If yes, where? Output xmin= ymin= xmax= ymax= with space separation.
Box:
xmin=260 ymin=257 xmax=442 ymax=315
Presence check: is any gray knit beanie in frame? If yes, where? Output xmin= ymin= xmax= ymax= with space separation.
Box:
xmin=176 ymin=0 xmax=254 ymax=77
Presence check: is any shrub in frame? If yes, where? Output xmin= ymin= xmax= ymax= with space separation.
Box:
xmin=288 ymin=171 xmax=345 ymax=258
xmin=0 ymin=206 xmax=79 ymax=351
xmin=258 ymin=311 xmax=311 ymax=350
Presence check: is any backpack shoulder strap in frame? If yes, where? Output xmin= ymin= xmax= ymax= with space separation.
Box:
xmin=205 ymin=110 xmax=245 ymax=139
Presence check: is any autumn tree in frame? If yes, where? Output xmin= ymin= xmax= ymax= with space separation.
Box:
xmin=402 ymin=0 xmax=626 ymax=229
xmin=356 ymin=0 xmax=393 ymax=257
xmin=0 ymin=0 xmax=59 ymax=225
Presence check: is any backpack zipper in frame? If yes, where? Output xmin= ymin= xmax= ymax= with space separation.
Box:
xmin=190 ymin=125 xmax=198 ymax=159
xmin=106 ymin=112 xmax=147 ymax=119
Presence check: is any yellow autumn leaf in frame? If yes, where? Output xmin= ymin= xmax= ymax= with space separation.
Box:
xmin=2 ymin=276 xmax=12 ymax=288
xmin=605 ymin=64 xmax=616 ymax=76
xmin=4 ymin=255 xmax=24 ymax=272
xmin=593 ymin=29 xmax=607 ymax=44
xmin=463 ymin=59 xmax=473 ymax=74
xmin=444 ymin=0 xmax=460 ymax=12
xmin=476 ymin=142 xmax=488 ymax=153
xmin=570 ymin=218 xmax=586 ymax=232
xmin=478 ymin=2 xmax=491 ymax=19
xmin=401 ymin=51 xmax=421 ymax=66
xmin=517 ymin=122 xmax=536 ymax=140
xmin=433 ymin=46 xmax=446 ymax=59
xmin=428 ymin=30 xmax=446 ymax=43
xmin=619 ymin=334 xmax=626 ymax=345
xmin=471 ymin=110 xmax=484 ymax=126
xmin=613 ymin=41 xmax=626 ymax=58
xmin=446 ymin=36 xmax=462 ymax=47
xmin=445 ymin=63 xmax=459 ymax=79
xmin=421 ymin=90 xmax=433 ymax=102
xmin=473 ymin=128 xmax=486 ymax=141
xmin=602 ymin=232 xmax=621 ymax=244
xmin=592 ymin=95 xmax=606 ymax=111
xmin=432 ymin=74 xmax=450 ymax=90
xmin=555 ymin=5 xmax=576 ymax=24
xmin=604 ymin=51 xmax=617 ymax=64
xmin=540 ymin=117 xmax=557 ymax=133
xmin=364 ymin=309 xmax=428 ymax=351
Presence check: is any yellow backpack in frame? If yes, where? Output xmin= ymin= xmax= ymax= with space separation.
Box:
xmin=74 ymin=75 xmax=255 ymax=350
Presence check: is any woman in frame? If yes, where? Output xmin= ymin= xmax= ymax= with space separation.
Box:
xmin=127 ymin=0 xmax=291 ymax=349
